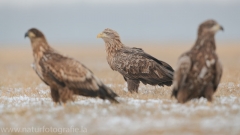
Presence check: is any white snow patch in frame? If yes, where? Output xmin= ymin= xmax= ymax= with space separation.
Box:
xmin=228 ymin=82 xmax=235 ymax=89
xmin=0 ymin=92 xmax=240 ymax=134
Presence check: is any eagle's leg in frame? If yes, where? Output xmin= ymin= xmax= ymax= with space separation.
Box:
xmin=59 ymin=87 xmax=74 ymax=105
xmin=204 ymin=84 xmax=214 ymax=102
xmin=50 ymin=87 xmax=60 ymax=106
xmin=176 ymin=89 xmax=189 ymax=103
xmin=127 ymin=79 xmax=140 ymax=93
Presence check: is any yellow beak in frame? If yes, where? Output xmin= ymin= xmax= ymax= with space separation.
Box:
xmin=211 ymin=24 xmax=224 ymax=32
xmin=97 ymin=33 xmax=106 ymax=38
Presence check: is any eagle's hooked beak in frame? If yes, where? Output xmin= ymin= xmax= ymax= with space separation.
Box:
xmin=211 ymin=24 xmax=224 ymax=32
xmin=24 ymin=32 xmax=29 ymax=38
xmin=97 ymin=33 xmax=106 ymax=38
xmin=220 ymin=26 xmax=224 ymax=31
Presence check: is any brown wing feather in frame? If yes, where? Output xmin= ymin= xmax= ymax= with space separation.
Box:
xmin=213 ymin=60 xmax=222 ymax=91
xmin=113 ymin=47 xmax=173 ymax=86
xmin=31 ymin=63 xmax=49 ymax=85
xmin=172 ymin=54 xmax=192 ymax=98
xmin=40 ymin=51 xmax=100 ymax=91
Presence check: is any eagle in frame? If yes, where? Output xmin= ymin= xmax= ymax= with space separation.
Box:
xmin=171 ymin=20 xmax=223 ymax=103
xmin=25 ymin=28 xmax=119 ymax=105
xmin=97 ymin=28 xmax=174 ymax=93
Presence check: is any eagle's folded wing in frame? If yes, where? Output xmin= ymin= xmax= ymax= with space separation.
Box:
xmin=213 ymin=60 xmax=222 ymax=91
xmin=115 ymin=47 xmax=173 ymax=85
xmin=172 ymin=55 xmax=192 ymax=92
xmin=40 ymin=52 xmax=100 ymax=91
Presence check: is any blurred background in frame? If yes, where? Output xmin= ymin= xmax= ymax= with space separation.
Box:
xmin=1 ymin=1 xmax=240 ymax=134
xmin=0 ymin=0 xmax=239 ymax=46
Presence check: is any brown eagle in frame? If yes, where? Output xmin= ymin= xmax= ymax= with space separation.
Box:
xmin=97 ymin=28 xmax=174 ymax=93
xmin=171 ymin=20 xmax=223 ymax=103
xmin=25 ymin=28 xmax=119 ymax=105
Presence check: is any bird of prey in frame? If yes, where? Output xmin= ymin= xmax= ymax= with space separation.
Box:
xmin=171 ymin=20 xmax=223 ymax=103
xmin=25 ymin=28 xmax=119 ymax=105
xmin=97 ymin=28 xmax=174 ymax=93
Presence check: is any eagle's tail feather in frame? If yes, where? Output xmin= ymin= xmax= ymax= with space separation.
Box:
xmin=158 ymin=80 xmax=173 ymax=87
xmin=73 ymin=86 xmax=119 ymax=103
xmin=98 ymin=84 xmax=119 ymax=103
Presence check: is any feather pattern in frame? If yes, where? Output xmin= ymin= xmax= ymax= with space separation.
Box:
xmin=26 ymin=28 xmax=119 ymax=104
xmin=98 ymin=28 xmax=174 ymax=93
xmin=172 ymin=20 xmax=223 ymax=103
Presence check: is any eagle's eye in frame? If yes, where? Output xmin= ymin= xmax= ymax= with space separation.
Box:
xmin=206 ymin=21 xmax=217 ymax=29
xmin=104 ymin=32 xmax=110 ymax=35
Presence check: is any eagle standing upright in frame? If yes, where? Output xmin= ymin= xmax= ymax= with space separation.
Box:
xmin=97 ymin=28 xmax=174 ymax=93
xmin=25 ymin=28 xmax=119 ymax=105
xmin=172 ymin=20 xmax=223 ymax=103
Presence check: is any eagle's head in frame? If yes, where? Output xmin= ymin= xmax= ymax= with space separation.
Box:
xmin=97 ymin=28 xmax=121 ymax=42
xmin=25 ymin=28 xmax=45 ymax=39
xmin=198 ymin=20 xmax=224 ymax=36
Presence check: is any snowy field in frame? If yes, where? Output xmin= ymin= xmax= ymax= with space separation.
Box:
xmin=0 ymin=43 xmax=239 ymax=135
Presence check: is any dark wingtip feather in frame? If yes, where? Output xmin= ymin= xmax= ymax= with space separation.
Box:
xmin=99 ymin=84 xmax=119 ymax=104
xmin=164 ymin=81 xmax=173 ymax=86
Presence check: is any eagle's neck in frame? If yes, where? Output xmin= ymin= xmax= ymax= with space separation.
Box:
xmin=30 ymin=38 xmax=52 ymax=62
xmin=103 ymin=39 xmax=124 ymax=70
xmin=104 ymin=39 xmax=124 ymax=57
xmin=192 ymin=33 xmax=216 ymax=51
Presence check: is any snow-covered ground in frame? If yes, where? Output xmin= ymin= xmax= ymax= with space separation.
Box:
xmin=0 ymin=83 xmax=240 ymax=135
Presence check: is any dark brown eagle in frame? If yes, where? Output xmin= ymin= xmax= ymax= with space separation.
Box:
xmin=25 ymin=28 xmax=119 ymax=105
xmin=171 ymin=20 xmax=223 ymax=103
xmin=97 ymin=28 xmax=174 ymax=93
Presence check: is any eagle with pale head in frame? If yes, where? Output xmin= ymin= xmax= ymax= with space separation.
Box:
xmin=97 ymin=28 xmax=174 ymax=93
xmin=171 ymin=20 xmax=223 ymax=103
